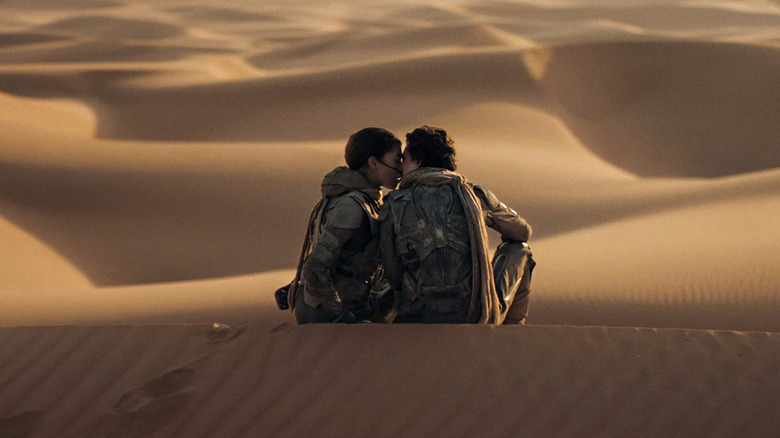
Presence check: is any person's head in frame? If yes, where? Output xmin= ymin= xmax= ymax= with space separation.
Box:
xmin=401 ymin=125 xmax=457 ymax=175
xmin=345 ymin=127 xmax=402 ymax=189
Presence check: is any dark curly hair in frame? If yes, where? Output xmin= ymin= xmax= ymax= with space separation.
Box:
xmin=404 ymin=125 xmax=457 ymax=171
xmin=344 ymin=127 xmax=401 ymax=170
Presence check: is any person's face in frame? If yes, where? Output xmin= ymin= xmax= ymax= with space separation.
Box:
xmin=372 ymin=144 xmax=403 ymax=189
xmin=401 ymin=148 xmax=420 ymax=176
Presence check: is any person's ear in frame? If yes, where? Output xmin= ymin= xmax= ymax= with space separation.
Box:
xmin=366 ymin=156 xmax=378 ymax=170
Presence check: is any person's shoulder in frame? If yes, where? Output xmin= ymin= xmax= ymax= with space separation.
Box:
xmin=340 ymin=190 xmax=375 ymax=205
xmin=324 ymin=193 xmax=368 ymax=229
xmin=470 ymin=184 xmax=502 ymax=210
xmin=385 ymin=189 xmax=405 ymax=202
xmin=469 ymin=183 xmax=486 ymax=196
xmin=379 ymin=189 xmax=410 ymax=221
xmin=469 ymin=183 xmax=490 ymax=200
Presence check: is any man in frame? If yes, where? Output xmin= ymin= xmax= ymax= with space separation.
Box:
xmin=380 ymin=126 xmax=535 ymax=324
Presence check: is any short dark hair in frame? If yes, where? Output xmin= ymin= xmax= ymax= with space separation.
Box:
xmin=404 ymin=125 xmax=457 ymax=171
xmin=344 ymin=127 xmax=401 ymax=170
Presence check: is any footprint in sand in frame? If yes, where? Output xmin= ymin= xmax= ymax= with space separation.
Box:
xmin=99 ymin=368 xmax=196 ymax=437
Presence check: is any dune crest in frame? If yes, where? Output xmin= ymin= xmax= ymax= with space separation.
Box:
xmin=0 ymin=93 xmax=96 ymax=138
xmin=0 ymin=215 xmax=91 ymax=291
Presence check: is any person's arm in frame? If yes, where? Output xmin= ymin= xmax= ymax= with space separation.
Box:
xmin=300 ymin=197 xmax=364 ymax=312
xmin=473 ymin=185 xmax=531 ymax=242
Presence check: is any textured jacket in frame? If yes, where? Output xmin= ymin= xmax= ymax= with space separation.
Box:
xmin=292 ymin=166 xmax=382 ymax=317
xmin=380 ymin=167 xmax=531 ymax=323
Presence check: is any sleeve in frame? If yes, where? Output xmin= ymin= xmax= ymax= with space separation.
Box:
xmin=300 ymin=197 xmax=365 ymax=300
xmin=473 ymin=185 xmax=532 ymax=242
xmin=379 ymin=202 xmax=403 ymax=293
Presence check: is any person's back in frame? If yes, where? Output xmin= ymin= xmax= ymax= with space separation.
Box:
xmin=381 ymin=126 xmax=535 ymax=324
xmin=383 ymin=175 xmax=475 ymax=322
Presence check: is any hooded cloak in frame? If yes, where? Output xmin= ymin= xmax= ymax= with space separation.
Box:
xmin=288 ymin=166 xmax=381 ymax=310
xmin=389 ymin=167 xmax=502 ymax=324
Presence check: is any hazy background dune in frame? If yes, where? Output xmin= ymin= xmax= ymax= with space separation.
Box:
xmin=1 ymin=0 xmax=779 ymax=436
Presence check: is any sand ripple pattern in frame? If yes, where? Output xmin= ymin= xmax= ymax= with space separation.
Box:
xmin=0 ymin=324 xmax=779 ymax=438
xmin=1 ymin=0 xmax=779 ymax=358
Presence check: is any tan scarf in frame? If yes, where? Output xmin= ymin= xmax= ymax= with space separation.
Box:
xmin=399 ymin=168 xmax=501 ymax=324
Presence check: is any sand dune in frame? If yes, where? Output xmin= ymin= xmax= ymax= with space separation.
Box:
xmin=249 ymin=24 xmax=523 ymax=71
xmin=1 ymin=323 xmax=779 ymax=438
xmin=0 ymin=40 xmax=229 ymax=64
xmin=0 ymin=32 xmax=68 ymax=48
xmin=0 ymin=215 xmax=91 ymax=291
xmin=536 ymin=41 xmax=780 ymax=177
xmin=1 ymin=0 xmax=780 ymax=436
xmin=0 ymin=146 xmax=322 ymax=285
xmin=469 ymin=2 xmax=780 ymax=32
xmin=2 ymin=90 xmax=776 ymax=288
xmin=3 ymin=39 xmax=776 ymax=176
xmin=164 ymin=7 xmax=284 ymax=24
xmin=0 ymin=0 xmax=121 ymax=8
xmin=0 ymin=271 xmax=292 ymax=326
xmin=37 ymin=16 xmax=184 ymax=41
xmin=533 ymin=189 xmax=780 ymax=332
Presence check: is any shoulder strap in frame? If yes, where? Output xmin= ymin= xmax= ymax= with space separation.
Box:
xmin=343 ymin=190 xmax=379 ymax=218
xmin=343 ymin=190 xmax=380 ymax=235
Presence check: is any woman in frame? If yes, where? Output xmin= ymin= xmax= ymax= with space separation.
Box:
xmin=288 ymin=127 xmax=402 ymax=323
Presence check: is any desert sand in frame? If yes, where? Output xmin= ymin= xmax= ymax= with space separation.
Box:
xmin=1 ymin=0 xmax=779 ymax=436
